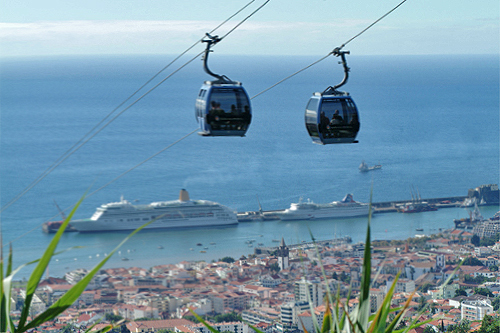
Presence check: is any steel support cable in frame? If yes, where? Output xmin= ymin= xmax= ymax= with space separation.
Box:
xmin=0 ymin=51 xmax=203 ymax=215
xmin=251 ymin=0 xmax=409 ymax=99
xmin=0 ymin=0 xmax=258 ymax=215
xmin=4 ymin=128 xmax=200 ymax=248
xmin=219 ymin=0 xmax=271 ymax=41
xmin=1 ymin=0 xmax=273 ymax=242
xmin=86 ymin=128 xmax=199 ymax=199
xmin=250 ymin=54 xmax=331 ymax=100
xmin=339 ymin=0 xmax=408 ymax=50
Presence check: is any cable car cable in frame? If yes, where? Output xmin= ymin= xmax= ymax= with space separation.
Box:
xmin=339 ymin=0 xmax=408 ymax=50
xmin=86 ymin=128 xmax=199 ymax=200
xmin=0 ymin=1 xmax=258 ymax=215
xmin=250 ymin=0 xmax=409 ymax=100
xmin=0 ymin=0 xmax=267 ymax=215
xmin=0 ymin=51 xmax=203 ymax=215
xmin=218 ymin=0 xmax=271 ymax=41
xmin=251 ymin=54 xmax=331 ymax=100
xmin=4 ymin=128 xmax=200 ymax=248
xmin=2 ymin=1 xmax=272 ymax=244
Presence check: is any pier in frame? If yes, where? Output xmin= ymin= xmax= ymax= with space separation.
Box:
xmin=238 ymin=184 xmax=498 ymax=219
xmin=370 ymin=196 xmax=468 ymax=213
xmin=238 ymin=195 xmax=470 ymax=220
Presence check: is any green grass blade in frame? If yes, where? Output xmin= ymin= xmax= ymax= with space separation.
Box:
xmin=84 ymin=321 xmax=112 ymax=333
xmin=1 ymin=245 xmax=5 ymax=333
xmin=384 ymin=290 xmax=416 ymax=333
xmin=22 ymin=218 xmax=155 ymax=331
xmin=91 ymin=326 xmax=112 ymax=333
xmin=307 ymin=228 xmax=337 ymax=333
xmin=246 ymin=323 xmax=266 ymax=333
xmin=343 ymin=307 xmax=356 ymax=332
xmin=17 ymin=193 xmax=85 ymax=330
xmin=393 ymin=317 xmax=435 ymax=333
xmin=6 ymin=243 xmax=13 ymax=277
xmin=189 ymin=308 xmax=220 ymax=333
xmin=355 ymin=188 xmax=373 ymax=332
xmin=3 ymin=246 xmax=47 ymax=332
xmin=397 ymin=312 xmax=436 ymax=333
xmin=2 ymin=248 xmax=23 ymax=333
xmin=1 ymin=245 xmax=11 ymax=333
xmin=299 ymin=317 xmax=311 ymax=333
xmin=333 ymin=285 xmax=342 ymax=332
xmin=320 ymin=301 xmax=332 ymax=333
xmin=368 ymin=271 xmax=400 ymax=333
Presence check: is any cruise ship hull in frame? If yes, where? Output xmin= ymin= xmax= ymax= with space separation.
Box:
xmin=69 ymin=189 xmax=238 ymax=232
xmin=71 ymin=216 xmax=237 ymax=232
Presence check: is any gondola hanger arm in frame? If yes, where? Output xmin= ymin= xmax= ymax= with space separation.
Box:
xmin=202 ymin=33 xmax=232 ymax=83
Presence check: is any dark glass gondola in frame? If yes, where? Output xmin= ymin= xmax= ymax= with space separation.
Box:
xmin=195 ymin=34 xmax=252 ymax=137
xmin=305 ymin=49 xmax=360 ymax=144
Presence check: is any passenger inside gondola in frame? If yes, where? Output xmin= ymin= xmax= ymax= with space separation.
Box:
xmin=208 ymin=101 xmax=224 ymax=130
xmin=207 ymin=89 xmax=250 ymax=131
xmin=319 ymin=111 xmax=330 ymax=135
xmin=330 ymin=110 xmax=343 ymax=125
xmin=349 ymin=113 xmax=360 ymax=132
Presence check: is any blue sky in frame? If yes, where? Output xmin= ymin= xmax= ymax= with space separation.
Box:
xmin=1 ymin=0 xmax=498 ymax=57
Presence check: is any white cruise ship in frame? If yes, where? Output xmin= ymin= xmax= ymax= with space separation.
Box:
xmin=70 ymin=189 xmax=238 ymax=232
xmin=279 ymin=194 xmax=370 ymax=221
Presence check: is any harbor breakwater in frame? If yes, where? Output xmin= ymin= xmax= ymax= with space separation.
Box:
xmin=250 ymin=196 xmax=470 ymax=218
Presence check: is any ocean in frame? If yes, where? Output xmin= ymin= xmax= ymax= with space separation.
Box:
xmin=0 ymin=53 xmax=499 ymax=278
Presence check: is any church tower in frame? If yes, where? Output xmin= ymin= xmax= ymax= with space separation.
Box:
xmin=277 ymin=237 xmax=289 ymax=270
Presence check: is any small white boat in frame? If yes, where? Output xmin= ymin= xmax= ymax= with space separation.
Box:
xmin=359 ymin=161 xmax=382 ymax=172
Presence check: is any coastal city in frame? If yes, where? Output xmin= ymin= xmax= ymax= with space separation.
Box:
xmin=2 ymin=0 xmax=499 ymax=332
xmin=7 ymin=185 xmax=500 ymax=332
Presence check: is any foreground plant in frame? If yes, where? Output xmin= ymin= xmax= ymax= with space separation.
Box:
xmin=191 ymin=190 xmax=433 ymax=333
xmin=1 ymin=194 xmax=152 ymax=332
xmin=303 ymin=192 xmax=433 ymax=333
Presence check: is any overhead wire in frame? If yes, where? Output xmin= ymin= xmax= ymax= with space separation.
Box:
xmin=6 ymin=128 xmax=200 ymax=247
xmin=251 ymin=0 xmax=409 ymax=100
xmin=0 ymin=0 xmax=267 ymax=215
xmin=0 ymin=50 xmax=203 ymax=216
xmin=1 ymin=0 xmax=272 ymax=244
xmin=3 ymin=0 xmax=406 ymax=244
xmin=339 ymin=0 xmax=408 ymax=49
xmin=219 ymin=0 xmax=271 ymax=41
xmin=251 ymin=54 xmax=332 ymax=100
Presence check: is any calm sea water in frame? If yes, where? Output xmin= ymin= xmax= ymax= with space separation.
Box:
xmin=0 ymin=54 xmax=499 ymax=278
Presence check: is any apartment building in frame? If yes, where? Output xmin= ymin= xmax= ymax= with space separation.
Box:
xmin=461 ymin=299 xmax=494 ymax=321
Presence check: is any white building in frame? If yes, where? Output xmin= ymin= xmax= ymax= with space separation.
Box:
xmin=461 ymin=299 xmax=493 ymax=321
xmin=394 ymin=279 xmax=415 ymax=294
xmin=65 ymin=268 xmax=88 ymax=285
xmin=242 ymin=307 xmax=280 ymax=325
xmin=184 ymin=298 xmax=212 ymax=316
xmin=260 ymin=274 xmax=282 ymax=288
xmin=369 ymin=289 xmax=385 ymax=314
xmin=280 ymin=301 xmax=310 ymax=330
xmin=294 ymin=278 xmax=324 ymax=307
xmin=190 ymin=321 xmax=245 ymax=333
xmin=432 ymin=283 xmax=459 ymax=300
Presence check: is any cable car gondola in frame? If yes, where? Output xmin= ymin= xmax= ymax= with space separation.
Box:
xmin=305 ymin=49 xmax=359 ymax=145
xmin=195 ymin=33 xmax=252 ymax=137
